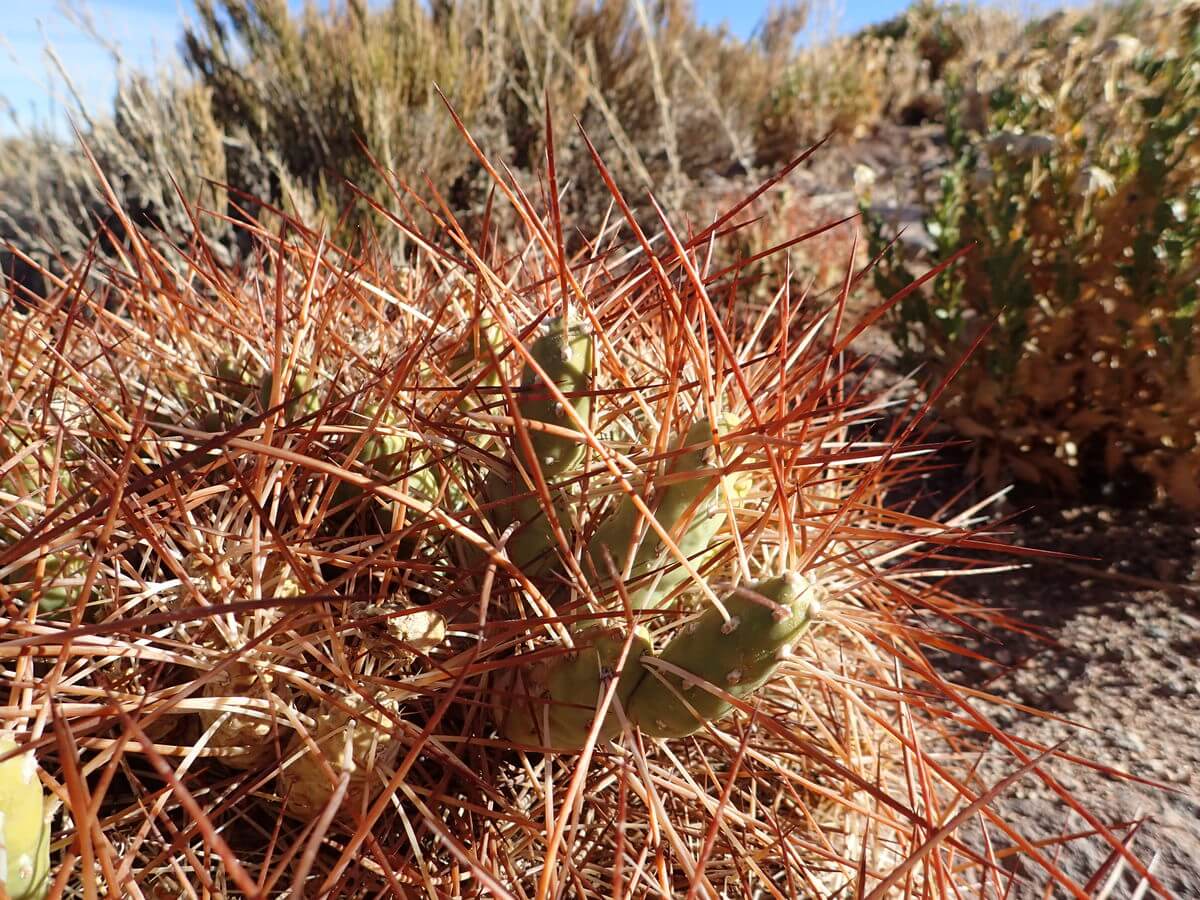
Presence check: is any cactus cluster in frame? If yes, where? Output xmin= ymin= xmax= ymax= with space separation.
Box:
xmin=190 ymin=313 xmax=826 ymax=758
xmin=421 ymin=316 xmax=824 ymax=751
xmin=0 ymin=88 xmax=1140 ymax=892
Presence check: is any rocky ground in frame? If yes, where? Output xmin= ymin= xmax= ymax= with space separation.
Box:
xmin=936 ymin=497 xmax=1200 ymax=897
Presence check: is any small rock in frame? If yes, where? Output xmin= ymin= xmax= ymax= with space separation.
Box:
xmin=1114 ymin=733 xmax=1147 ymax=753
xmin=1155 ymin=679 xmax=1191 ymax=698
xmin=1051 ymin=690 xmax=1078 ymax=713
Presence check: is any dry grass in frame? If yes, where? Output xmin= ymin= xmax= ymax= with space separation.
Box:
xmin=0 ymin=107 xmax=1164 ymax=896
xmin=2 ymin=0 xmax=1020 ymax=296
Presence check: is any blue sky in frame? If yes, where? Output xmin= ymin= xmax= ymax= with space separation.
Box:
xmin=1 ymin=1 xmax=1033 ymax=135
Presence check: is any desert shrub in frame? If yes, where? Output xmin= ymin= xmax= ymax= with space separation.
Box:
xmin=0 ymin=70 xmax=311 ymax=295
xmin=756 ymin=1 xmax=1018 ymax=159
xmin=181 ymin=0 xmax=810 ymax=236
xmin=863 ymin=2 xmax=1200 ymax=506
xmin=3 ymin=0 xmax=815 ymax=288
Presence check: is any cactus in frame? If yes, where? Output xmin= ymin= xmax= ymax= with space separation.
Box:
xmin=1 ymin=433 xmax=88 ymax=617
xmin=476 ymin=332 xmax=817 ymax=752
xmin=497 ymin=626 xmax=653 ymax=750
xmin=278 ymin=691 xmax=405 ymax=820
xmin=199 ymin=664 xmax=292 ymax=770
xmin=11 ymin=552 xmax=90 ymax=615
xmin=626 ymin=573 xmax=820 ymax=739
xmin=329 ymin=405 xmax=406 ymax=520
xmin=495 ymin=573 xmax=820 ymax=750
xmin=202 ymin=355 xmax=319 ymax=428
xmin=585 ymin=416 xmax=743 ymax=610
xmin=445 ymin=315 xmax=503 ymax=414
xmin=514 ymin=318 xmax=594 ymax=479
xmin=259 ymin=369 xmax=320 ymax=425
xmin=481 ymin=468 xmax=576 ymax=577
xmin=0 ymin=738 xmax=51 ymax=900
xmin=199 ymin=352 xmax=261 ymax=429
xmin=473 ymin=319 xmax=593 ymax=576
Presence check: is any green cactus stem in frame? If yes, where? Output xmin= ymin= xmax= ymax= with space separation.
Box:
xmin=326 ymin=405 xmax=453 ymax=535
xmin=11 ymin=552 xmax=89 ymax=615
xmin=498 ymin=625 xmax=652 ymax=751
xmin=0 ymin=737 xmax=51 ymax=900
xmin=481 ymin=469 xmax=574 ymax=578
xmin=446 ymin=316 xmax=503 ymax=413
xmin=330 ymin=407 xmax=406 ymax=507
xmin=586 ymin=416 xmax=741 ymax=609
xmin=214 ymin=353 xmax=259 ymax=406
xmin=626 ymin=573 xmax=819 ymax=739
xmin=259 ymin=369 xmax=320 ymax=424
xmin=1 ymin=437 xmax=88 ymax=617
xmin=515 ymin=317 xmax=594 ymax=479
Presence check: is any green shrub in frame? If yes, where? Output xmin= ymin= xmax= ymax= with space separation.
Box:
xmin=864 ymin=2 xmax=1200 ymax=506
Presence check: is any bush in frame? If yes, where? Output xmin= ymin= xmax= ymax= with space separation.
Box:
xmin=756 ymin=1 xmax=1017 ymax=158
xmin=864 ymin=2 xmax=1200 ymax=507
xmin=181 ymin=0 xmax=810 ymax=236
xmin=0 ymin=71 xmax=311 ymax=294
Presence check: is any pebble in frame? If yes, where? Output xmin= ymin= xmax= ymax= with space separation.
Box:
xmin=1156 ymin=679 xmax=1190 ymax=698
xmin=1051 ymin=690 xmax=1078 ymax=713
xmin=1114 ymin=732 xmax=1147 ymax=753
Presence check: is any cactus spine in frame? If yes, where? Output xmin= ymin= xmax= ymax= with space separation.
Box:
xmin=626 ymin=573 xmax=819 ymax=739
xmin=0 ymin=738 xmax=51 ymax=900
